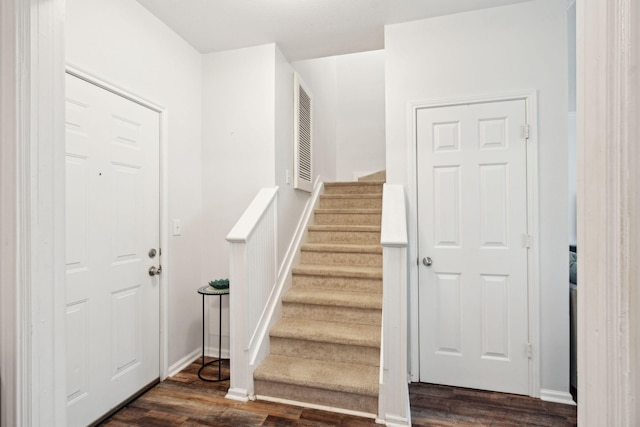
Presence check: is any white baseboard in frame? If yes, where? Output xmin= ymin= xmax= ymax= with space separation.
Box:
xmin=205 ymin=346 xmax=230 ymax=359
xmin=226 ymin=388 xmax=250 ymax=402
xmin=167 ymin=348 xmax=201 ymax=377
xmin=540 ymin=388 xmax=577 ymax=406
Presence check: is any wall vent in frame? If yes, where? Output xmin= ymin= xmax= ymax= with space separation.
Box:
xmin=293 ymin=72 xmax=313 ymax=192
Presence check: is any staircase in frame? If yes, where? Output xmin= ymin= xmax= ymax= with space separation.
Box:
xmin=253 ymin=180 xmax=383 ymax=415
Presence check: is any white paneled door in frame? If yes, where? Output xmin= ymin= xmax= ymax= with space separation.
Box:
xmin=417 ymin=100 xmax=530 ymax=395
xmin=65 ymin=73 xmax=160 ymax=426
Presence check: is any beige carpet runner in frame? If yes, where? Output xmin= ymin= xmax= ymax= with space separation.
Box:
xmin=253 ymin=179 xmax=383 ymax=415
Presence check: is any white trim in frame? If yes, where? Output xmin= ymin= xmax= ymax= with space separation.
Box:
xmin=226 ymin=187 xmax=279 ymax=243
xmin=29 ymin=0 xmax=67 ymax=425
xmin=65 ymin=65 xmax=164 ymax=112
xmin=204 ymin=345 xmax=230 ymax=360
xmin=167 ymin=348 xmax=201 ymax=378
xmin=379 ymin=184 xmax=410 ymax=426
xmin=540 ymin=389 xmax=576 ymax=406
xmin=277 ymin=175 xmax=323 ymax=279
xmin=249 ymin=177 xmax=323 ymax=361
xmin=63 ymin=66 xmax=172 ymax=382
xmin=407 ymin=91 xmax=540 ymax=397
xmin=0 ymin=1 xmax=30 ymax=425
xmin=577 ymin=0 xmax=640 ymax=424
xmin=255 ymin=395 xmax=376 ymax=420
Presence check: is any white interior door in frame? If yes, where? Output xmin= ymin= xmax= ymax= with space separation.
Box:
xmin=65 ymin=73 xmax=160 ymax=426
xmin=417 ymin=99 xmax=530 ymax=395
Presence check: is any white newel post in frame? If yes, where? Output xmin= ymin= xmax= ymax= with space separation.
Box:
xmin=225 ymin=187 xmax=279 ymax=402
xmin=379 ymin=184 xmax=411 ymax=427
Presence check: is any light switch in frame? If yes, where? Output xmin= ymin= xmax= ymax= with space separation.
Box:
xmin=172 ymin=219 xmax=182 ymax=236
xmin=285 ymin=169 xmax=291 ymax=185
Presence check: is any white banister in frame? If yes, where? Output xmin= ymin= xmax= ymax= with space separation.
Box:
xmin=379 ymin=184 xmax=411 ymax=427
xmin=225 ymin=187 xmax=278 ymax=402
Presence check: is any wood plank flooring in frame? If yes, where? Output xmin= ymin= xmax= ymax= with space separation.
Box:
xmin=100 ymin=358 xmax=576 ymax=426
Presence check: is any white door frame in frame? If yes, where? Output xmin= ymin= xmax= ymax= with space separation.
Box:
xmin=577 ymin=0 xmax=640 ymax=424
xmin=407 ymin=91 xmax=540 ymax=397
xmin=64 ymin=62 xmax=171 ymax=392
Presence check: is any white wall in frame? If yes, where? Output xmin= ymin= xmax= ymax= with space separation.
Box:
xmin=202 ymin=43 xmax=317 ymax=352
xmin=567 ymin=3 xmax=577 ymax=246
xmin=275 ymin=47 xmax=312 ymax=262
xmin=292 ymin=56 xmax=338 ymax=182
xmin=201 ymin=44 xmax=276 ymax=282
xmin=201 ymin=44 xmax=276 ymax=353
xmin=293 ymin=51 xmax=386 ymax=182
xmin=66 ymin=0 xmax=204 ymax=369
xmin=336 ymin=50 xmax=386 ymax=181
xmin=385 ymin=0 xmax=570 ymax=395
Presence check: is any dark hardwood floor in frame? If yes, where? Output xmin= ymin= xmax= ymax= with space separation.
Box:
xmin=101 ymin=358 xmax=576 ymax=426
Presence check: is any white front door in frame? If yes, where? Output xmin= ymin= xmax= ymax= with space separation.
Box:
xmin=417 ymin=99 xmax=530 ymax=395
xmin=65 ymin=73 xmax=161 ymax=426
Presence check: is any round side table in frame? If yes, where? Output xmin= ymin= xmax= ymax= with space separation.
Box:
xmin=197 ymin=285 xmax=230 ymax=382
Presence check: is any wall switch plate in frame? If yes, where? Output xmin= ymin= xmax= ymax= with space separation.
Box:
xmin=285 ymin=169 xmax=291 ymax=185
xmin=172 ymin=219 xmax=182 ymax=236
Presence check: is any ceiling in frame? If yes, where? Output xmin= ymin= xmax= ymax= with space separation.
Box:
xmin=137 ymin=0 xmax=532 ymax=61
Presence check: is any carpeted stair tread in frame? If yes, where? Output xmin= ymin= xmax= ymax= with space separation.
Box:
xmin=301 ymin=243 xmax=382 ymax=254
xmin=283 ymin=288 xmax=382 ymax=309
xmin=315 ymin=208 xmax=382 ymax=214
xmin=320 ymin=194 xmax=382 ymax=200
xmin=308 ymin=224 xmax=381 ymax=232
xmin=325 ymin=181 xmax=383 ymax=187
xmin=254 ymin=355 xmax=379 ymax=397
xmin=292 ymin=264 xmax=382 ymax=279
xmin=270 ymin=318 xmax=380 ymax=347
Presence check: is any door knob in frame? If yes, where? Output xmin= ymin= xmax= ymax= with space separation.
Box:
xmin=149 ymin=265 xmax=162 ymax=276
xmin=422 ymin=257 xmax=433 ymax=267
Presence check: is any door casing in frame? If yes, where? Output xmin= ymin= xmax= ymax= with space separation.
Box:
xmin=406 ymin=91 xmax=540 ymax=397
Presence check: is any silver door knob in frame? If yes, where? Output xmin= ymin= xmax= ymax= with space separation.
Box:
xmin=149 ymin=265 xmax=162 ymax=276
xmin=422 ymin=257 xmax=433 ymax=267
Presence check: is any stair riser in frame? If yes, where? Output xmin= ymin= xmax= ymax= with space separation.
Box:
xmin=319 ymin=198 xmax=382 ymax=209
xmin=254 ymin=381 xmax=378 ymax=415
xmin=314 ymin=212 xmax=381 ymax=226
xmin=292 ymin=274 xmax=382 ymax=294
xmin=282 ymin=302 xmax=381 ymax=326
xmin=301 ymin=251 xmax=382 ymax=267
xmin=323 ymin=184 xmax=383 ymax=195
xmin=307 ymin=230 xmax=380 ymax=244
xmin=270 ymin=337 xmax=380 ymax=367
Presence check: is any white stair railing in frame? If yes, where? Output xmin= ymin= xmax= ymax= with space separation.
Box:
xmin=379 ymin=184 xmax=411 ymax=427
xmin=225 ymin=187 xmax=278 ymax=402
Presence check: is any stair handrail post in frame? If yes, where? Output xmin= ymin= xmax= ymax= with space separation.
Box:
xmin=225 ymin=186 xmax=279 ymax=402
xmin=379 ymin=184 xmax=411 ymax=426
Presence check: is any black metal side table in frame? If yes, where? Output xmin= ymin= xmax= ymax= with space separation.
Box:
xmin=197 ymin=285 xmax=230 ymax=382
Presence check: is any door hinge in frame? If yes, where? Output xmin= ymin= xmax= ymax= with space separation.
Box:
xmin=523 ymin=234 xmax=532 ymax=248
xmin=523 ymin=124 xmax=530 ymax=140
xmin=527 ymin=343 xmax=533 ymax=359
